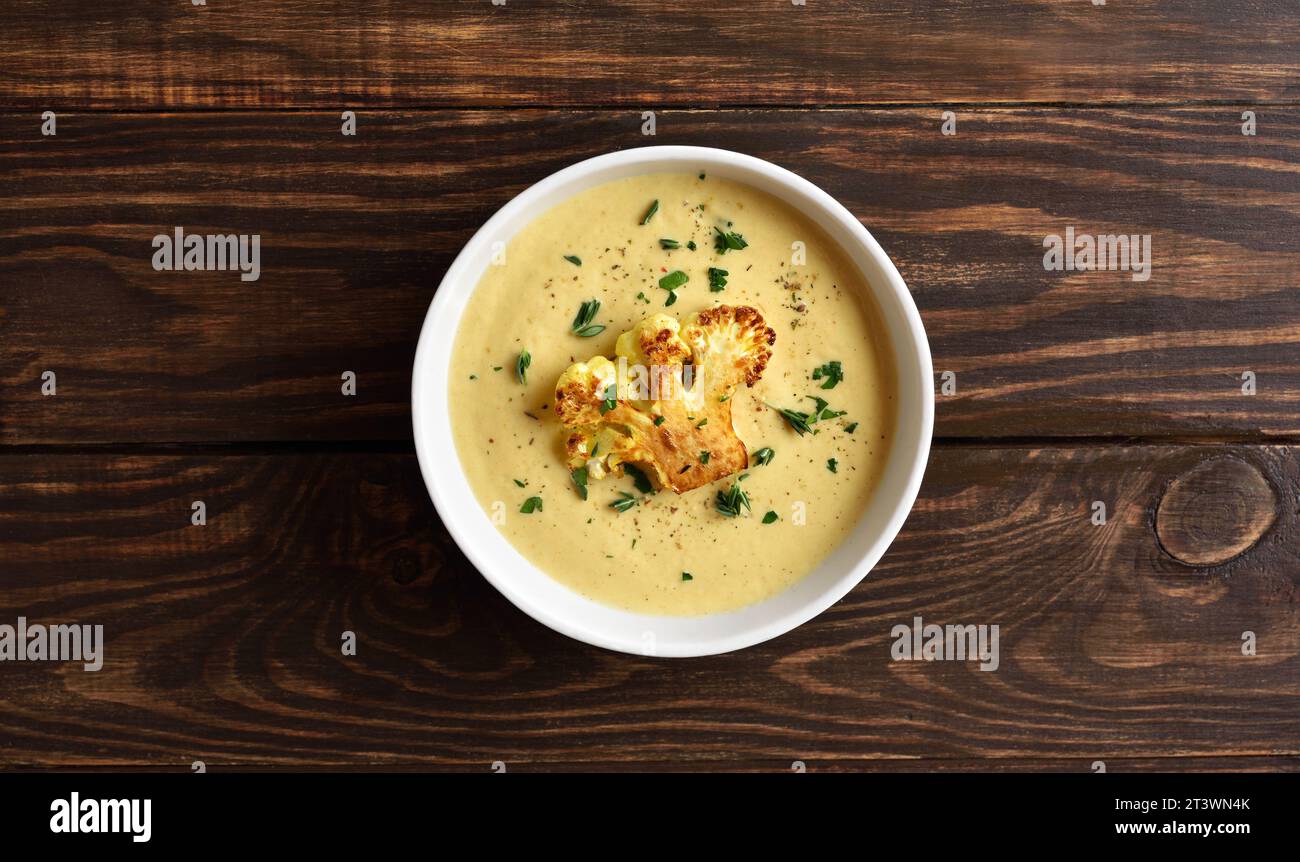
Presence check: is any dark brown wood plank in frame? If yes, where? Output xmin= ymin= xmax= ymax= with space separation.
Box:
xmin=4 ymin=1 xmax=1299 ymax=108
xmin=12 ymin=757 xmax=1300 ymax=773
xmin=1 ymin=444 xmax=1297 ymax=767
xmin=3 ymin=108 xmax=1299 ymax=443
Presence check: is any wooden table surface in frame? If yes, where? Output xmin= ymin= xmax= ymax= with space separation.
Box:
xmin=2 ymin=1 xmax=1299 ymax=772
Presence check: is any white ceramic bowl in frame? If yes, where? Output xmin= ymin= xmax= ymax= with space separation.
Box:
xmin=412 ymin=146 xmax=932 ymax=657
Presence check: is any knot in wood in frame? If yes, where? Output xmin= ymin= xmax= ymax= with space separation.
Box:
xmin=1155 ymin=456 xmax=1276 ymax=567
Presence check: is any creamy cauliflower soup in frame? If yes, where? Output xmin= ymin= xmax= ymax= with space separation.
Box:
xmin=449 ymin=172 xmax=895 ymax=616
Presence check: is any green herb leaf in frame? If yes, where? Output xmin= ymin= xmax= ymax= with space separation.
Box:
xmin=827 ymin=458 xmax=838 ymax=473
xmin=664 ymin=291 xmax=678 ymax=306
xmin=715 ymin=481 xmax=752 ymax=518
xmin=707 ymin=267 xmax=729 ymax=292
xmin=806 ymin=395 xmax=847 ymax=422
xmin=653 ymin=415 xmax=666 ymax=426
xmin=571 ymin=299 xmax=603 ymax=336
xmin=695 ymin=417 xmax=708 ymax=429
xmin=844 ymin=422 xmax=859 ymax=434
xmin=516 ymin=349 xmax=531 ymax=384
xmin=713 ymin=226 xmax=749 ymax=253
xmin=768 ymin=404 xmax=814 ymax=436
xmin=700 ymin=451 xmax=710 ymax=464
xmin=659 ymin=238 xmax=681 ymax=249
xmin=571 ymin=467 xmax=589 ymax=501
xmin=659 ymin=270 xmax=689 ymax=291
xmin=513 ymin=479 xmax=527 ymax=488
xmin=821 ymin=407 xmax=848 ymax=420
xmin=762 ymin=510 xmax=779 ymax=524
xmin=687 ymin=240 xmax=698 ymax=251
xmin=753 ymin=447 xmax=775 ymax=465
xmin=681 ymin=572 xmax=694 ymax=581
xmin=610 ymin=492 xmax=638 ymax=513
xmin=640 ymin=200 xmax=659 ymax=225
xmin=624 ymin=463 xmax=655 ymax=494
xmin=813 ymin=360 xmax=844 ymax=389
xmin=564 ymin=254 xmax=582 ymax=266
xmin=520 ymin=496 xmax=543 ymax=514
xmin=599 ymin=382 xmax=618 ymax=415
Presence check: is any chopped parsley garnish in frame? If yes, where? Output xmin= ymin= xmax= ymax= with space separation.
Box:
xmin=813 ymin=360 xmax=844 ymax=389
xmin=571 ymin=467 xmax=589 ymax=500
xmin=658 ymin=270 xmax=688 ymax=306
xmin=659 ymin=270 xmax=689 ymax=291
xmin=635 ymin=291 xmax=651 ymax=303
xmin=715 ymin=481 xmax=752 ymax=518
xmin=571 ymin=299 xmax=605 ymax=337
xmin=707 ymin=267 xmax=729 ymax=292
xmin=513 ymin=479 xmax=527 ymax=488
xmin=640 ymin=200 xmax=659 ymax=224
xmin=844 ymin=422 xmax=859 ymax=434
xmin=762 ymin=511 xmax=779 ymax=524
xmin=653 ymin=415 xmax=666 ymax=426
xmin=610 ymin=492 xmax=638 ymax=513
xmin=681 ymin=572 xmax=693 ymax=581
xmin=564 ymin=254 xmax=582 ymax=266
xmin=687 ymin=240 xmax=697 ymax=251
xmin=695 ymin=417 xmax=708 ymax=428
xmin=700 ymin=451 xmax=711 ymax=464
xmin=809 ymin=395 xmax=847 ymax=421
xmin=753 ymin=447 xmax=775 ymax=465
xmin=659 ymin=238 xmax=681 ymax=249
xmin=516 ymin=349 xmax=531 ymax=384
xmin=599 ymin=382 xmax=618 ymax=415
xmin=519 ymin=496 xmax=543 ymax=514
xmin=827 ymin=458 xmax=838 ymax=473
xmin=714 ymin=226 xmax=749 ymax=253
xmin=624 ymin=463 xmax=655 ymax=494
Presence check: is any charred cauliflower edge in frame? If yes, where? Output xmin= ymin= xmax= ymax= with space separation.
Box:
xmin=554 ymin=304 xmax=776 ymax=493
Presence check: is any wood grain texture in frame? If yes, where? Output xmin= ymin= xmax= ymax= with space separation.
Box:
xmin=3 ymin=0 xmax=1300 ymax=109
xmin=14 ymin=757 xmax=1300 ymax=773
xmin=1 ymin=444 xmax=1297 ymax=768
xmin=4 ymin=108 xmax=1300 ymax=443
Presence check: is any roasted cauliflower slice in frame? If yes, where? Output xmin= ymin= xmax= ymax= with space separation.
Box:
xmin=553 ymin=304 xmax=776 ymax=493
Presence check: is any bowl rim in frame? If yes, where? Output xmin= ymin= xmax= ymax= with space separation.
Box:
xmin=412 ymin=145 xmax=933 ymax=656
